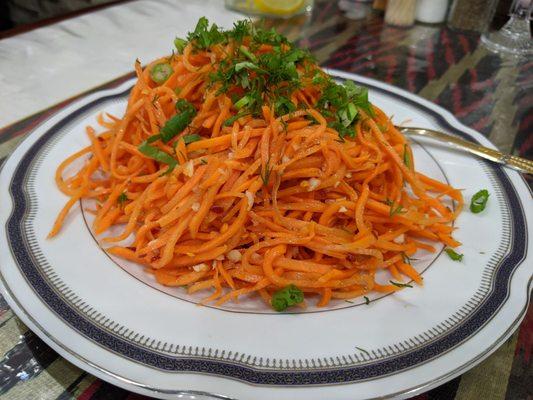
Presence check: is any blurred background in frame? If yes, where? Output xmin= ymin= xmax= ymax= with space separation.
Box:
xmin=0 ymin=0 xmax=524 ymax=33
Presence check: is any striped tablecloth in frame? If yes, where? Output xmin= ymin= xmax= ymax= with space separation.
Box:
xmin=0 ymin=1 xmax=531 ymax=399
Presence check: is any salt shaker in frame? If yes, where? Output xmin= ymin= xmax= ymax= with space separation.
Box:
xmin=416 ymin=0 xmax=450 ymax=24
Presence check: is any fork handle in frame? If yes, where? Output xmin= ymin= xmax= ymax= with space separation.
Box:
xmin=397 ymin=126 xmax=533 ymax=175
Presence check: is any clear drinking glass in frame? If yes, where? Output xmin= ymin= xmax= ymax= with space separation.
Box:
xmin=481 ymin=0 xmax=533 ymax=56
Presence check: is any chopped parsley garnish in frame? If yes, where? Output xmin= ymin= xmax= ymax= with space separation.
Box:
xmin=159 ymin=18 xmax=372 ymax=140
xmin=445 ymin=248 xmax=463 ymax=261
xmin=470 ymin=189 xmax=489 ymax=213
xmin=187 ymin=17 xmax=226 ymax=50
xmin=174 ymin=38 xmax=187 ymax=53
xmin=208 ymin=42 xmax=309 ymax=118
xmin=117 ymin=192 xmax=128 ymax=207
xmin=239 ymin=46 xmax=257 ymax=62
xmin=390 ymin=281 xmax=413 ymax=288
xmin=316 ymin=79 xmax=372 ymax=139
xmin=355 ymin=346 xmax=370 ymax=355
xmin=260 ymin=158 xmax=273 ymax=186
xmin=231 ymin=20 xmax=252 ymax=43
xmin=364 ymin=296 xmax=370 ymax=305
xmin=401 ymin=252 xmax=418 ymax=265
xmin=385 ymin=199 xmax=405 ymax=217
xmin=274 ymin=96 xmax=296 ymax=116
xmin=271 ymin=284 xmax=304 ymax=311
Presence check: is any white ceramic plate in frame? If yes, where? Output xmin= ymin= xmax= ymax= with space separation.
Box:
xmin=0 ymin=70 xmax=531 ymax=400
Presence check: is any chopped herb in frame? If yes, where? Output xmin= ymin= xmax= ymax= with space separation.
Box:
xmin=344 ymin=81 xmax=373 ymax=116
xmin=202 ymin=21 xmax=311 ymax=119
xmin=338 ymin=102 xmax=358 ymax=128
xmin=234 ymin=61 xmax=259 ymax=72
xmin=385 ymin=199 xmax=405 ymax=217
xmin=390 ymin=281 xmax=413 ymax=288
xmin=162 ymin=19 xmax=369 ymax=143
xmin=403 ymin=144 xmax=411 ymax=168
xmin=230 ymin=20 xmax=252 ymax=43
xmin=158 ymin=99 xmax=196 ymax=143
xmin=401 ymin=252 xmax=418 ymax=265
xmin=138 ymin=141 xmax=177 ymax=174
xmin=364 ymin=296 xmax=370 ymax=305
xmin=182 ymin=134 xmax=202 ymax=144
xmin=187 ymin=16 xmax=226 ymax=50
xmin=328 ymin=120 xmax=355 ymax=139
xmin=117 ymin=192 xmax=128 ymax=207
xmin=174 ymin=38 xmax=187 ymax=53
xmin=234 ymin=95 xmax=251 ymax=110
xmin=238 ymin=73 xmax=250 ymax=89
xmin=146 ymin=135 xmax=161 ymax=144
xmin=470 ymin=189 xmax=489 ymax=213
xmin=239 ymin=45 xmax=257 ymax=62
xmin=305 ymin=113 xmax=319 ymax=125
xmin=273 ymin=96 xmax=296 ymax=117
xmin=271 ymin=284 xmax=304 ymax=311
xmin=260 ymin=157 xmax=272 ymax=186
xmin=312 ymin=71 xmax=327 ymax=85
xmin=284 ymin=48 xmax=308 ymax=63
xmin=445 ymin=248 xmax=463 ymax=261
xmin=150 ymin=63 xmax=173 ymax=84
xmin=175 ymin=98 xmax=195 ymax=114
xmin=200 ymin=158 xmax=208 ymax=165
xmin=252 ymin=25 xmax=288 ymax=46
xmin=224 ymin=112 xmax=250 ymax=126
xmin=316 ymin=79 xmax=372 ymax=139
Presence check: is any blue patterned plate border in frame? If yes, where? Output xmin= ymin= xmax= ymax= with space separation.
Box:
xmin=1 ymin=71 xmax=529 ymax=387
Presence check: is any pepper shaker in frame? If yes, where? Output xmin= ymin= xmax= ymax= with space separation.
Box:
xmin=447 ymin=0 xmax=499 ymax=32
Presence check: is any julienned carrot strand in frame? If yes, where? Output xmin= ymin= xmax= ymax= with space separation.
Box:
xmin=86 ymin=126 xmax=109 ymax=172
xmin=317 ymin=288 xmax=332 ymax=307
xmin=49 ymin=23 xmax=463 ymax=309
xmin=48 ymin=190 xmax=86 ymax=238
xmin=397 ymin=262 xmax=423 ymax=285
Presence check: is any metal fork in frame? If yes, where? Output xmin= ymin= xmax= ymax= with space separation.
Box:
xmin=396 ymin=126 xmax=533 ymax=175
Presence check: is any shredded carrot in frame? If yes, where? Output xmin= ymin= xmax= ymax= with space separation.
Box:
xmin=49 ymin=21 xmax=463 ymax=309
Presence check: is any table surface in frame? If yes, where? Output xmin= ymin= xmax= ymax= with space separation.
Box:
xmin=0 ymin=1 xmax=531 ymax=399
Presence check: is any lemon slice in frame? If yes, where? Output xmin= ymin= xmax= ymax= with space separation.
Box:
xmin=254 ymin=0 xmax=305 ymax=15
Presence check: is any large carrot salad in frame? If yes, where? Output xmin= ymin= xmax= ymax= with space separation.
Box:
xmin=50 ymin=18 xmax=463 ymax=311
